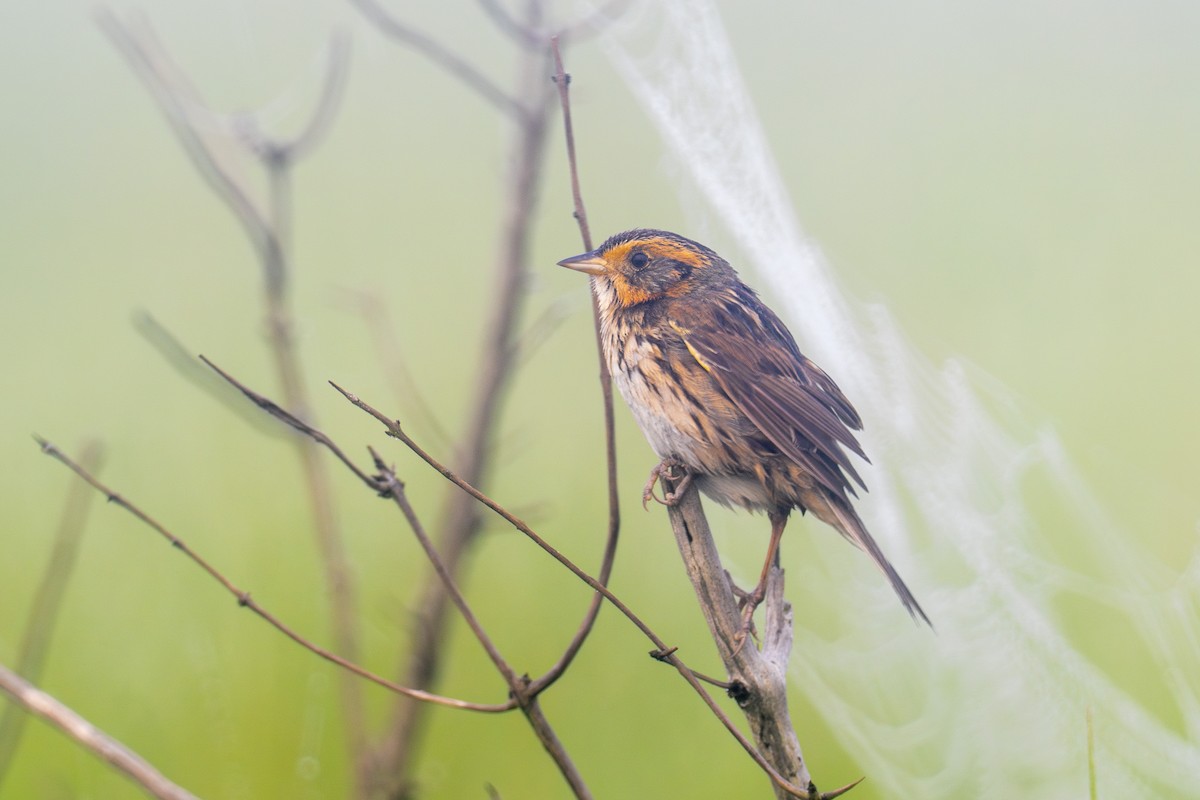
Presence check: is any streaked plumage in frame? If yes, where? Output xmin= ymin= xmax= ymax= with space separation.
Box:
xmin=560 ymin=229 xmax=929 ymax=626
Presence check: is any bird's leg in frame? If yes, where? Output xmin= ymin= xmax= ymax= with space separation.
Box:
xmin=642 ymin=458 xmax=692 ymax=509
xmin=737 ymin=509 xmax=788 ymax=638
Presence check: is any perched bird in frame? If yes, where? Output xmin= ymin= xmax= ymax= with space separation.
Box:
xmin=559 ymin=229 xmax=929 ymax=627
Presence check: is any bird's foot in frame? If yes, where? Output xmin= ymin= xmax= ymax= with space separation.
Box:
xmin=731 ymin=577 xmax=766 ymax=654
xmin=642 ymin=458 xmax=692 ymax=510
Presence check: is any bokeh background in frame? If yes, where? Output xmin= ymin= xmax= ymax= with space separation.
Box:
xmin=2 ymin=1 xmax=1197 ymax=798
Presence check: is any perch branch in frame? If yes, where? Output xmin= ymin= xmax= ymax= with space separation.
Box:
xmin=661 ymin=473 xmax=864 ymax=800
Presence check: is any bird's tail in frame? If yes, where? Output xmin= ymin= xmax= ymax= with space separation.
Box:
xmin=805 ymin=490 xmax=932 ymax=628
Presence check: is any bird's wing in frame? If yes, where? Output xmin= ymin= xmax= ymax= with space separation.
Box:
xmin=671 ymin=286 xmax=868 ymax=499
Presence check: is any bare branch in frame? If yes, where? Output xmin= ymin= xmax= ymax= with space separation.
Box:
xmin=133 ymin=313 xmax=287 ymax=438
xmin=99 ymin=9 xmax=367 ymax=778
xmin=349 ymin=0 xmax=528 ymax=121
xmin=274 ymin=32 xmax=352 ymax=161
xmin=198 ymin=355 xmax=379 ymax=486
xmin=198 ymin=358 xmax=594 ymax=796
xmin=662 ymin=476 xmax=862 ymax=800
xmin=32 ymin=437 xmax=509 ymax=714
xmin=371 ymin=456 xmax=594 ymax=798
xmin=366 ymin=11 xmax=556 ymax=792
xmin=550 ymin=38 xmax=593 ymax=251
xmin=372 ymin=461 xmax=518 ymax=681
xmin=0 ymin=662 xmax=199 ymax=800
xmin=329 ymin=384 xmax=818 ymax=797
xmin=95 ymin=9 xmax=276 ymax=270
xmin=532 ymin=37 xmax=623 ymax=694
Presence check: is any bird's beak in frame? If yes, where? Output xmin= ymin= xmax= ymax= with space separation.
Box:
xmin=557 ymin=251 xmax=608 ymax=276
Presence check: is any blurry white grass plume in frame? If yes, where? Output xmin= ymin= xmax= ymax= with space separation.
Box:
xmin=600 ymin=2 xmax=1200 ymax=797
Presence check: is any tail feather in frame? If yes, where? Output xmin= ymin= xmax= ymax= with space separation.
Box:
xmin=804 ymin=490 xmax=932 ymax=628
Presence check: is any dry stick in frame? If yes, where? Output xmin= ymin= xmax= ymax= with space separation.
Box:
xmin=349 ymin=0 xmax=528 ymax=121
xmin=32 ymin=437 xmax=509 ymax=714
xmin=0 ymin=442 xmax=103 ymax=788
xmin=0 ymin=663 xmax=198 ymax=800
xmin=96 ymin=13 xmax=368 ymax=789
xmin=202 ymin=356 xmax=595 ymax=797
xmin=371 ymin=460 xmax=591 ymax=800
xmin=662 ymin=475 xmax=861 ymax=800
xmin=548 ymin=42 xmax=861 ymax=800
xmin=199 ymin=357 xmax=594 ymax=797
xmin=348 ymin=6 xmax=571 ymax=797
xmin=524 ymin=36 xmax=626 ymax=698
xmin=331 ymin=386 xmax=821 ymax=799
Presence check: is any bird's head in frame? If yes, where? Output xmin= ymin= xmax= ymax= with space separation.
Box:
xmin=557 ymin=229 xmax=733 ymax=308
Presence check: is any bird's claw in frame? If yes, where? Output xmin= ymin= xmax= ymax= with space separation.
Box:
xmin=731 ymin=577 xmax=765 ymax=655
xmin=641 ymin=459 xmax=692 ymax=510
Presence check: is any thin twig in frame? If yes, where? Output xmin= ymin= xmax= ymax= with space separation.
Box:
xmin=32 ymin=437 xmax=510 ymax=714
xmin=202 ymin=354 xmax=595 ymax=796
xmin=0 ymin=442 xmax=103 ymax=787
xmin=366 ymin=8 xmax=556 ymax=794
xmin=329 ymin=385 xmax=817 ymax=798
xmin=0 ymin=662 xmax=199 ymax=800
xmin=132 ymin=313 xmax=286 ymax=438
xmin=200 ymin=359 xmax=594 ymax=796
xmin=206 ymin=347 xmax=810 ymax=796
xmin=350 ymin=0 xmax=528 ymax=121
xmin=274 ymin=32 xmax=351 ymax=160
xmin=523 ymin=37 xmax=624 ymax=696
xmin=551 ymin=38 xmax=593 ymax=250
xmin=371 ymin=455 xmax=593 ymax=799
xmin=96 ymin=9 xmax=274 ymax=265
xmin=98 ymin=12 xmax=367 ymax=783
xmin=372 ymin=462 xmax=518 ymax=681
xmin=199 ymin=355 xmax=378 ymax=487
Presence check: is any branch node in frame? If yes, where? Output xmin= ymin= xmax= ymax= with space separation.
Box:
xmin=648 ymin=646 xmax=678 ymax=661
xmin=236 ymin=592 xmax=252 ymax=608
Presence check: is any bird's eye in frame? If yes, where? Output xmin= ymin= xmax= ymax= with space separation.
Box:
xmin=630 ymin=251 xmax=649 ymax=269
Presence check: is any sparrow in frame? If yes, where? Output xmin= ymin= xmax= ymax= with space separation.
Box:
xmin=559 ymin=229 xmax=929 ymax=628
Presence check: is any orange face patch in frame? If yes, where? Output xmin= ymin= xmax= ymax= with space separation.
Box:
xmin=602 ymin=238 xmax=710 ymax=270
xmin=609 ymin=273 xmax=656 ymax=307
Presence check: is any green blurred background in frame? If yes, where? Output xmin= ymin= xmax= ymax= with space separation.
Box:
xmin=1 ymin=1 xmax=1197 ymax=798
